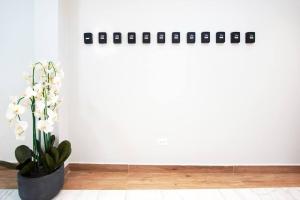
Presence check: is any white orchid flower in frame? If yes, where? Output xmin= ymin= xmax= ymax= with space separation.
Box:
xmin=15 ymin=120 xmax=28 ymax=140
xmin=6 ymin=97 xmax=26 ymax=121
xmin=6 ymin=61 xmax=63 ymax=143
xmin=47 ymin=109 xmax=58 ymax=121
xmin=49 ymin=87 xmax=58 ymax=95
xmin=6 ymin=109 xmax=15 ymax=121
xmin=6 ymin=103 xmax=25 ymax=121
xmin=34 ymin=84 xmax=44 ymax=101
xmin=37 ymin=119 xmax=54 ymax=133
xmin=35 ymin=100 xmax=45 ymax=114
xmin=33 ymin=83 xmax=43 ymax=92
xmin=35 ymin=93 xmax=44 ymax=101
xmin=21 ymin=98 xmax=31 ymax=108
xmin=9 ymin=96 xmax=18 ymax=103
xmin=14 ymin=104 xmax=25 ymax=115
xmin=34 ymin=110 xmax=44 ymax=119
xmin=47 ymin=95 xmax=59 ymax=106
xmin=51 ymin=77 xmax=62 ymax=92
xmin=45 ymin=67 xmax=53 ymax=75
xmin=33 ymin=83 xmax=44 ymax=100
xmin=25 ymin=87 xmax=37 ymax=99
xmin=53 ymin=76 xmax=61 ymax=86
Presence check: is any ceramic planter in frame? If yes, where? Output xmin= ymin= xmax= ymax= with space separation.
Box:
xmin=17 ymin=165 xmax=64 ymax=200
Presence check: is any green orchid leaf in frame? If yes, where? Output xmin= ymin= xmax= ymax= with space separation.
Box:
xmin=15 ymin=145 xmax=32 ymax=164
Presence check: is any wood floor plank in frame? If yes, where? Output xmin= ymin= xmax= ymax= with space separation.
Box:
xmin=1 ymin=164 xmax=300 ymax=189
xmin=69 ymin=164 xmax=128 ymax=172
xmin=128 ymin=165 xmax=233 ymax=173
xmin=234 ymin=166 xmax=300 ymax=173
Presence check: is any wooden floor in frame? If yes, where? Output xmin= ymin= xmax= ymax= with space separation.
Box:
xmin=1 ymin=164 xmax=300 ymax=190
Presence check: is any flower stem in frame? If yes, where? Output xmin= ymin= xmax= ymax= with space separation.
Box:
xmin=31 ymin=66 xmax=38 ymax=167
xmin=43 ymin=132 xmax=48 ymax=152
xmin=31 ymin=97 xmax=37 ymax=166
xmin=47 ymin=132 xmax=51 ymax=148
xmin=38 ymin=130 xmax=41 ymax=165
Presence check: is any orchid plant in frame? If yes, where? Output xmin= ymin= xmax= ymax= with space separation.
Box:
xmin=2 ymin=61 xmax=71 ymax=176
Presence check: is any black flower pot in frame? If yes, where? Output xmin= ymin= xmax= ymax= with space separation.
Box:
xmin=17 ymin=165 xmax=64 ymax=200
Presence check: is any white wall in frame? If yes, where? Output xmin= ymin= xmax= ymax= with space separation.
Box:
xmin=0 ymin=0 xmax=35 ymax=161
xmin=63 ymin=0 xmax=300 ymax=165
xmin=58 ymin=0 xmax=79 ymax=142
xmin=34 ymin=0 xmax=58 ymax=60
xmin=2 ymin=0 xmax=300 ymax=165
xmin=0 ymin=0 xmax=59 ymax=162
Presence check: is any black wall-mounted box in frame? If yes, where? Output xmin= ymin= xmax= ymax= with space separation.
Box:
xmin=84 ymin=32 xmax=93 ymax=44
xmin=172 ymin=32 xmax=180 ymax=43
xmin=143 ymin=32 xmax=151 ymax=43
xmin=201 ymin=32 xmax=210 ymax=43
xmin=157 ymin=32 xmax=165 ymax=43
xmin=113 ymin=32 xmax=122 ymax=44
xmin=128 ymin=32 xmax=136 ymax=44
xmin=231 ymin=32 xmax=240 ymax=43
xmin=216 ymin=32 xmax=225 ymax=43
xmin=187 ymin=32 xmax=196 ymax=43
xmin=246 ymin=32 xmax=255 ymax=43
xmin=98 ymin=32 xmax=107 ymax=44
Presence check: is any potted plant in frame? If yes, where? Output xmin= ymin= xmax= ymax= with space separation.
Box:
xmin=0 ymin=61 xmax=71 ymax=200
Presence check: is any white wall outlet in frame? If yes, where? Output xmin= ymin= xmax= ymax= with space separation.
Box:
xmin=157 ymin=137 xmax=168 ymax=146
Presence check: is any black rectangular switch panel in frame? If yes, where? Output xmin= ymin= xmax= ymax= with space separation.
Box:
xmin=172 ymin=32 xmax=180 ymax=43
xmin=113 ymin=32 xmax=122 ymax=44
xmin=98 ymin=32 xmax=107 ymax=44
xmin=245 ymin=32 xmax=255 ymax=43
xmin=201 ymin=32 xmax=210 ymax=43
xmin=157 ymin=32 xmax=165 ymax=43
xmin=187 ymin=32 xmax=196 ymax=43
xmin=128 ymin=32 xmax=136 ymax=44
xmin=143 ymin=32 xmax=151 ymax=43
xmin=84 ymin=32 xmax=93 ymax=44
xmin=231 ymin=32 xmax=240 ymax=43
xmin=216 ymin=32 xmax=225 ymax=43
